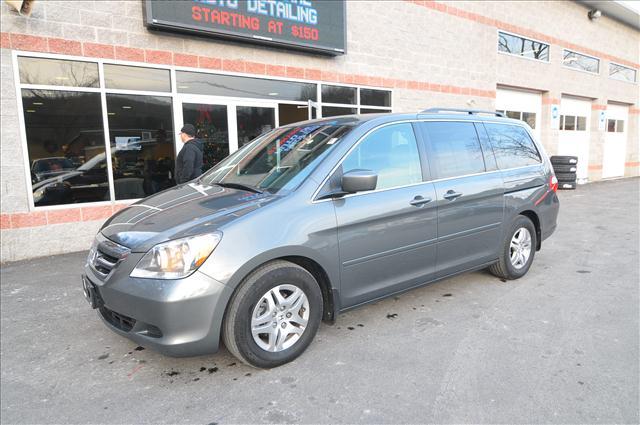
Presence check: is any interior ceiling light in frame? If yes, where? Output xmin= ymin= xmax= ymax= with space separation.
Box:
xmin=32 ymin=102 xmax=43 ymax=105
xmin=588 ymin=9 xmax=601 ymax=20
xmin=268 ymin=92 xmax=279 ymax=96
xmin=122 ymin=106 xmax=132 ymax=109
xmin=26 ymin=109 xmax=36 ymax=113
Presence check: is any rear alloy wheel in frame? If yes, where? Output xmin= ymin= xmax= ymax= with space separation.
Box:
xmin=223 ymin=260 xmax=322 ymax=368
xmin=489 ymin=215 xmax=537 ymax=280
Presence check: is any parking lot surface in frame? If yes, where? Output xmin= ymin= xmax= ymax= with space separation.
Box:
xmin=1 ymin=178 xmax=638 ymax=424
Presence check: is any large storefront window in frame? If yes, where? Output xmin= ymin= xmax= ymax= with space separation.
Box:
xmin=106 ymin=94 xmax=175 ymax=200
xmin=23 ymin=89 xmax=108 ymax=206
xmin=16 ymin=55 xmax=393 ymax=208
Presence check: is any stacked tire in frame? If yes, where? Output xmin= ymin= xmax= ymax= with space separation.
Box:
xmin=550 ymin=156 xmax=578 ymax=190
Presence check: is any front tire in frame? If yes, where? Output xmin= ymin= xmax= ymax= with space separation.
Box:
xmin=222 ymin=260 xmax=323 ymax=368
xmin=489 ymin=215 xmax=537 ymax=280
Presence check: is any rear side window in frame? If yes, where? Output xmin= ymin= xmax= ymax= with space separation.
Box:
xmin=484 ymin=123 xmax=541 ymax=169
xmin=342 ymin=123 xmax=422 ymax=190
xmin=420 ymin=122 xmax=485 ymax=179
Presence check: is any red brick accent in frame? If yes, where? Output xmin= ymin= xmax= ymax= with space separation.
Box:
xmin=588 ymin=164 xmax=603 ymax=170
xmin=115 ymin=46 xmax=144 ymax=62
xmin=145 ymin=49 xmax=172 ymax=65
xmin=321 ymin=70 xmax=338 ymax=82
xmin=112 ymin=204 xmax=130 ymax=213
xmin=266 ymin=64 xmax=286 ymax=77
xmin=285 ymin=66 xmax=305 ymax=79
xmin=83 ymin=42 xmax=115 ymax=59
xmin=245 ymin=61 xmax=266 ymax=75
xmin=304 ymin=68 xmax=321 ymax=80
xmin=0 ymin=214 xmax=11 ymax=230
xmin=11 ymin=212 xmax=47 ymax=228
xmin=222 ymin=59 xmax=246 ymax=72
xmin=542 ymin=98 xmax=560 ymax=105
xmin=629 ymin=108 xmax=640 ymax=115
xmin=47 ymin=208 xmax=81 ymax=225
xmin=626 ymin=162 xmax=640 ymax=167
xmin=10 ymin=33 xmax=48 ymax=52
xmin=592 ymin=104 xmax=607 ymax=110
xmin=81 ymin=206 xmax=114 ymax=221
xmin=1 ymin=32 xmax=12 ymax=49
xmin=48 ymin=38 xmax=82 ymax=56
xmin=198 ymin=56 xmax=222 ymax=70
xmin=173 ymin=53 xmax=198 ymax=67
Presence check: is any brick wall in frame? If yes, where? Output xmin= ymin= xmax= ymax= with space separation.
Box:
xmin=0 ymin=0 xmax=638 ymax=262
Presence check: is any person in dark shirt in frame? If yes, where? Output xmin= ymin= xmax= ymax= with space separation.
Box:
xmin=175 ymin=124 xmax=204 ymax=184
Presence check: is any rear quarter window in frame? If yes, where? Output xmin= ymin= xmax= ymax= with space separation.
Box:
xmin=484 ymin=123 xmax=541 ymax=169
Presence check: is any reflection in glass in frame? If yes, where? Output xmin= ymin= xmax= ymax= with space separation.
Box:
xmin=421 ymin=122 xmax=486 ymax=179
xmin=22 ymin=89 xmax=108 ymax=206
xmin=322 ymin=106 xmax=356 ymax=117
xmin=18 ymin=57 xmax=99 ymax=87
xmin=106 ymin=94 xmax=175 ymax=200
xmin=177 ymin=71 xmax=317 ymax=101
xmin=563 ymin=50 xmax=599 ymax=74
xmin=201 ymin=124 xmax=354 ymax=193
xmin=485 ymin=123 xmax=541 ymax=169
xmin=321 ymin=85 xmax=356 ymax=104
xmin=609 ymin=63 xmax=637 ymax=83
xmin=498 ymin=32 xmax=549 ymax=61
xmin=607 ymin=119 xmax=616 ymax=132
xmin=506 ymin=110 xmax=520 ymax=120
xmin=104 ymin=64 xmax=171 ymax=92
xmin=616 ymin=120 xmax=624 ymax=133
xmin=342 ymin=123 xmax=422 ymax=190
xmin=360 ymin=89 xmax=392 ymax=107
xmin=576 ymin=116 xmax=587 ymax=131
xmin=522 ymin=112 xmax=536 ymax=129
xmin=182 ymin=103 xmax=229 ymax=171
xmin=562 ymin=115 xmax=576 ymax=131
xmin=237 ymin=106 xmax=275 ymax=147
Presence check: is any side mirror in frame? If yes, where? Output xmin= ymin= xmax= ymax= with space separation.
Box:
xmin=341 ymin=169 xmax=377 ymax=194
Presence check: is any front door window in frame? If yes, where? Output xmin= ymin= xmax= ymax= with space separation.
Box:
xmin=236 ymin=106 xmax=275 ymax=148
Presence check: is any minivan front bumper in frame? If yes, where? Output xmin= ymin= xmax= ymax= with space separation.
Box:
xmin=83 ymin=261 xmax=233 ymax=357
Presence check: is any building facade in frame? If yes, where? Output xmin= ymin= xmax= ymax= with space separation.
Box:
xmin=1 ymin=0 xmax=638 ymax=262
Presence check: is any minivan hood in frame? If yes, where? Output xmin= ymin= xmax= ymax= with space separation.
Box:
xmin=100 ymin=182 xmax=278 ymax=252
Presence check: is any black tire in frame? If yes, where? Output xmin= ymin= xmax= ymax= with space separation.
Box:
xmin=222 ymin=260 xmax=323 ymax=369
xmin=550 ymin=155 xmax=578 ymax=165
xmin=556 ymin=172 xmax=577 ymax=182
xmin=558 ymin=181 xmax=577 ymax=190
xmin=489 ymin=215 xmax=537 ymax=280
xmin=552 ymin=164 xmax=577 ymax=173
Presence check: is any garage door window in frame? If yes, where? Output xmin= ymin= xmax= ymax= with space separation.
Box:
xmin=497 ymin=110 xmax=536 ymax=129
xmin=607 ymin=119 xmax=625 ymax=133
xmin=484 ymin=124 xmax=541 ymax=169
xmin=560 ymin=115 xmax=587 ymax=131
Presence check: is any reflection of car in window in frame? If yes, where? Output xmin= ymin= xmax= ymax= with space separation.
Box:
xmin=31 ymin=157 xmax=76 ymax=183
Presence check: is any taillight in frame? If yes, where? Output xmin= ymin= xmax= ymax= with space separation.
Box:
xmin=550 ymin=175 xmax=558 ymax=193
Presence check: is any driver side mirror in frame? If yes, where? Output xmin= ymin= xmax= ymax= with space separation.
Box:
xmin=341 ymin=169 xmax=378 ymax=194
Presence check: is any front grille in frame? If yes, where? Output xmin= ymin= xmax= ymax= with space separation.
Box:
xmin=100 ymin=306 xmax=136 ymax=332
xmin=89 ymin=234 xmax=130 ymax=279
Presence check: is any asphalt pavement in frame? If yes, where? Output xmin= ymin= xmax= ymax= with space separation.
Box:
xmin=1 ymin=177 xmax=638 ymax=424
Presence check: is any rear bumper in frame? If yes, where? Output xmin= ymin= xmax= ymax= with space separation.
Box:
xmin=83 ymin=264 xmax=233 ymax=357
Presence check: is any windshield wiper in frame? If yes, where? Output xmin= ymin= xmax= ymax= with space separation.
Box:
xmin=213 ymin=182 xmax=263 ymax=194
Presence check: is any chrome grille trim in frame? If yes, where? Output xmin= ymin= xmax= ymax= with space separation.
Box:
xmin=90 ymin=233 xmax=130 ymax=279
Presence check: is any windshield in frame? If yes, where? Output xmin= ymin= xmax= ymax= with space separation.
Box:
xmin=199 ymin=123 xmax=354 ymax=194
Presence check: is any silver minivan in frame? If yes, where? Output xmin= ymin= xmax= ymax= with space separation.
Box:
xmin=82 ymin=109 xmax=560 ymax=368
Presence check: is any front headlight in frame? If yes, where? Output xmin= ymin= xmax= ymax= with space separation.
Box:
xmin=130 ymin=232 xmax=222 ymax=279
xmin=33 ymin=186 xmax=47 ymax=203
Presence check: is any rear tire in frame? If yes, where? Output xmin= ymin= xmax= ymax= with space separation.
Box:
xmin=222 ymin=260 xmax=323 ymax=369
xmin=489 ymin=215 xmax=537 ymax=280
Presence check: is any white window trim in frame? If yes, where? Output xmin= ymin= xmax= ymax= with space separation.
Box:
xmin=12 ymin=50 xmax=394 ymax=211
xmin=496 ymin=29 xmax=550 ymax=63
xmin=608 ymin=61 xmax=638 ymax=84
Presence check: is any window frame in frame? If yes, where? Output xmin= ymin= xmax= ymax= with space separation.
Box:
xmin=312 ymin=119 xmax=541 ymax=203
xmin=497 ymin=30 xmax=551 ymax=63
xmin=608 ymin=62 xmax=638 ymax=84
xmin=562 ymin=49 xmax=600 ymax=75
xmin=13 ymin=50 xmax=394 ymax=211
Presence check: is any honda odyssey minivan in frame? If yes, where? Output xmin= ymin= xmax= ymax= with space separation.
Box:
xmin=82 ymin=108 xmax=559 ymax=368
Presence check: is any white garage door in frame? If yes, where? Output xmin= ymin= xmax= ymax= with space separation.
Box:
xmin=558 ymin=96 xmax=591 ymax=182
xmin=496 ymin=88 xmax=542 ymax=143
xmin=602 ymin=104 xmax=628 ymax=179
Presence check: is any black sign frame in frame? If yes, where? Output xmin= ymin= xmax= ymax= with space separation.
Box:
xmin=144 ymin=0 xmax=346 ymax=56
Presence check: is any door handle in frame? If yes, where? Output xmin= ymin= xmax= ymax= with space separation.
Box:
xmin=410 ymin=195 xmax=432 ymax=207
xmin=443 ymin=190 xmax=463 ymax=201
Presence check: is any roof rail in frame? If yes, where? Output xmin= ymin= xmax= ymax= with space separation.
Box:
xmin=420 ymin=108 xmax=504 ymax=117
